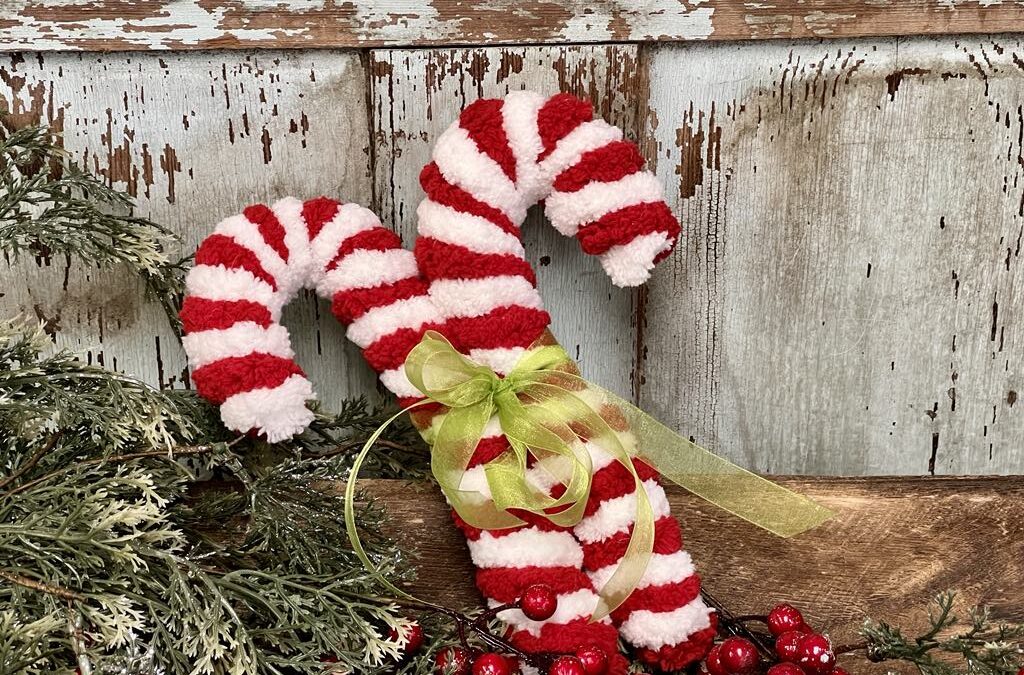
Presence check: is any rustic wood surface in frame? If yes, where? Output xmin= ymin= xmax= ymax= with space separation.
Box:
xmin=1 ymin=1 xmax=1024 ymax=51
xmin=642 ymin=36 xmax=1024 ymax=476
xmin=358 ymin=476 xmax=1024 ymax=673
xmin=5 ymin=36 xmax=1024 ymax=474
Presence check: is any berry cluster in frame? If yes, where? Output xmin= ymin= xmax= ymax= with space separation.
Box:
xmin=705 ymin=604 xmax=847 ymax=675
xmin=429 ymin=584 xmax=612 ymax=675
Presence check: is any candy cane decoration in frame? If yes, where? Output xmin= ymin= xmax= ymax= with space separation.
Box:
xmin=180 ymin=196 xmax=410 ymax=442
xmin=413 ymin=91 xmax=716 ymax=671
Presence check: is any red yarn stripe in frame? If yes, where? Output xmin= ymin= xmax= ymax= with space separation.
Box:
xmin=415 ymin=238 xmax=536 ymax=285
xmin=553 ymin=141 xmax=645 ymax=193
xmin=180 ymin=297 xmax=272 ymax=333
xmin=510 ymin=618 xmax=619 ymax=655
xmin=585 ymin=459 xmax=660 ymax=517
xmin=475 ymin=566 xmax=594 ymax=602
xmin=192 ymin=354 xmax=304 ymax=405
xmin=636 ymin=620 xmax=717 ymax=671
xmin=360 ymin=323 xmax=445 ymax=372
xmin=537 ymin=94 xmax=593 ymax=160
xmin=301 ymin=196 xmax=340 ymax=239
xmin=330 ymin=277 xmax=430 ymax=324
xmin=576 ymin=202 xmax=680 ymax=257
xmin=420 ymin=163 xmax=520 ymax=236
xmin=610 ymin=575 xmax=702 ymax=623
xmin=243 ymin=204 xmax=289 ymax=262
xmin=443 ymin=306 xmax=550 ymax=351
xmin=459 ymin=98 xmax=517 ymax=182
xmin=195 ymin=234 xmax=277 ymax=290
xmin=582 ymin=516 xmax=682 ymax=570
xmin=326 ymin=227 xmax=403 ymax=271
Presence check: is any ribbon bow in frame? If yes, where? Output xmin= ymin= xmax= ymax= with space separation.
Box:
xmin=345 ymin=332 xmax=833 ymax=620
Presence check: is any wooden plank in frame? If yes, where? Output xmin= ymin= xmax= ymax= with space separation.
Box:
xmin=368 ymin=45 xmax=647 ymax=400
xmin=641 ymin=35 xmax=1024 ymax=475
xmin=358 ymin=476 xmax=1024 ymax=671
xmin=2 ymin=1 xmax=1023 ymax=52
xmin=0 ymin=50 xmax=379 ymax=403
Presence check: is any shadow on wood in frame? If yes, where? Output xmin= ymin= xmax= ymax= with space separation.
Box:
xmin=355 ymin=477 xmax=1023 ymax=656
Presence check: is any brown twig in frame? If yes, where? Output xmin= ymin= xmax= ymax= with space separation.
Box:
xmin=0 ymin=569 xmax=83 ymax=601
xmin=702 ymin=588 xmax=777 ymax=659
xmin=0 ymin=432 xmax=61 ymax=490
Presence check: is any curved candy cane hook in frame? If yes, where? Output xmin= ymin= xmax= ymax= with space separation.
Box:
xmin=413 ymin=92 xmax=715 ymax=671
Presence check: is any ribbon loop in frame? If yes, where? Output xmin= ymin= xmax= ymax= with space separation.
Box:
xmin=346 ymin=331 xmax=834 ymax=621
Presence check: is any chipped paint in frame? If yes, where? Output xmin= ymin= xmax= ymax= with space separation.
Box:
xmin=1 ymin=0 xmax=1023 ymax=51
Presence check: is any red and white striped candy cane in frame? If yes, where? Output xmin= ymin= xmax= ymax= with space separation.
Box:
xmin=181 ymin=196 xmax=416 ymax=442
xmin=413 ymin=91 xmax=716 ymax=671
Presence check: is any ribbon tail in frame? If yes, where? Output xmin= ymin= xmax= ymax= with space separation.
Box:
xmin=344 ymin=401 xmax=432 ymax=602
xmin=610 ymin=393 xmax=834 ymax=537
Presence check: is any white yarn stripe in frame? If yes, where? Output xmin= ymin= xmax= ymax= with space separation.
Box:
xmin=537 ymin=120 xmax=623 ymax=191
xmin=429 ymin=276 xmax=543 ymax=320
xmin=309 ymin=202 xmax=381 ymax=280
xmin=619 ymin=597 xmax=714 ymax=650
xmin=318 ymin=248 xmax=419 ymax=296
xmin=213 ymin=214 xmax=289 ymax=283
xmin=186 ymin=265 xmax=281 ymax=316
xmin=494 ymin=588 xmax=597 ymax=635
xmin=545 ymin=172 xmax=664 ymax=237
xmin=574 ymin=479 xmax=671 ymax=543
xmin=182 ymin=322 xmax=292 ymax=369
xmin=379 ymin=366 xmax=422 ymax=399
xmin=466 ymin=347 xmax=527 ymax=375
xmin=272 ymin=197 xmax=313 ymax=293
xmin=459 ymin=460 xmax=568 ymax=499
xmin=501 ymin=91 xmax=547 ymax=202
xmin=219 ymin=374 xmax=316 ymax=443
xmin=588 ymin=551 xmax=696 ymax=594
xmin=418 ymin=200 xmax=526 ymax=258
xmin=467 ymin=529 xmax=583 ymax=569
xmin=599 ymin=231 xmax=673 ymax=287
xmin=434 ymin=124 xmax=526 ymax=224
xmin=347 ymin=295 xmax=438 ymax=348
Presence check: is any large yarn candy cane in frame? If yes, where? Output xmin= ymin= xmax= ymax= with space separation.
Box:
xmin=180 ymin=196 xmax=409 ymax=442
xmin=413 ymin=91 xmax=716 ymax=671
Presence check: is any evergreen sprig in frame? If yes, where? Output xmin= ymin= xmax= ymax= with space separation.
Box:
xmin=861 ymin=592 xmax=1024 ymax=675
xmin=0 ymin=124 xmax=185 ymax=331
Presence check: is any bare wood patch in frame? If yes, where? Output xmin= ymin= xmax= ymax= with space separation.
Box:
xmin=1 ymin=1 xmax=1023 ymax=52
xmin=642 ymin=36 xmax=1024 ymax=475
xmin=357 ymin=476 xmax=1024 ymax=673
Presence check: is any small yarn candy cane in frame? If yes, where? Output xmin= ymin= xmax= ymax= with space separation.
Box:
xmin=413 ymin=91 xmax=716 ymax=671
xmin=180 ymin=196 xmax=412 ymax=442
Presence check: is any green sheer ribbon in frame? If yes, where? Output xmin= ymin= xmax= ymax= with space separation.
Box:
xmin=345 ymin=331 xmax=833 ymax=620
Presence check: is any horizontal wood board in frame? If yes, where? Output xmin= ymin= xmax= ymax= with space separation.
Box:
xmin=1 ymin=1 xmax=1023 ymax=51
xmin=357 ymin=476 xmax=1024 ymax=674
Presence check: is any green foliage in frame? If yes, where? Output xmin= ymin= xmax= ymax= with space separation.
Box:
xmin=862 ymin=591 xmax=1024 ymax=675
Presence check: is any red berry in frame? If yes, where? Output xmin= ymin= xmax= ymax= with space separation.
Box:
xmin=548 ymin=656 xmax=586 ymax=675
xmin=774 ymin=631 xmax=805 ymax=663
xmin=520 ymin=584 xmax=558 ymax=621
xmin=766 ymin=665 xmax=805 ymax=675
xmin=436 ymin=646 xmax=472 ymax=675
xmin=473 ymin=653 xmax=512 ymax=675
xmin=768 ymin=604 xmax=806 ymax=636
xmin=705 ymin=644 xmax=728 ymax=675
xmin=389 ymin=620 xmax=424 ymax=655
xmin=719 ymin=637 xmax=760 ymax=674
xmin=795 ymin=634 xmax=835 ymax=674
xmin=574 ymin=646 xmax=609 ymax=675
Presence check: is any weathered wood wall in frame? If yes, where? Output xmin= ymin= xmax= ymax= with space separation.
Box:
xmin=2 ymin=5 xmax=1024 ymax=476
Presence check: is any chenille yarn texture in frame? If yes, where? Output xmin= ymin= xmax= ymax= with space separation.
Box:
xmin=335 ymin=91 xmax=716 ymax=671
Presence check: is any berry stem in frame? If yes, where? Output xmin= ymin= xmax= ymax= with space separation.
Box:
xmin=702 ymin=588 xmax=776 ymax=659
xmin=733 ymin=614 xmax=770 ymax=624
xmin=833 ymin=641 xmax=869 ymax=655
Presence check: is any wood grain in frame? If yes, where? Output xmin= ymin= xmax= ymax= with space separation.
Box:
xmin=1 ymin=1 xmax=1023 ymax=51
xmin=369 ymin=45 xmax=648 ymax=399
xmin=0 ymin=50 xmax=379 ymax=406
xmin=357 ymin=476 xmax=1024 ymax=672
xmin=642 ymin=36 xmax=1024 ymax=475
